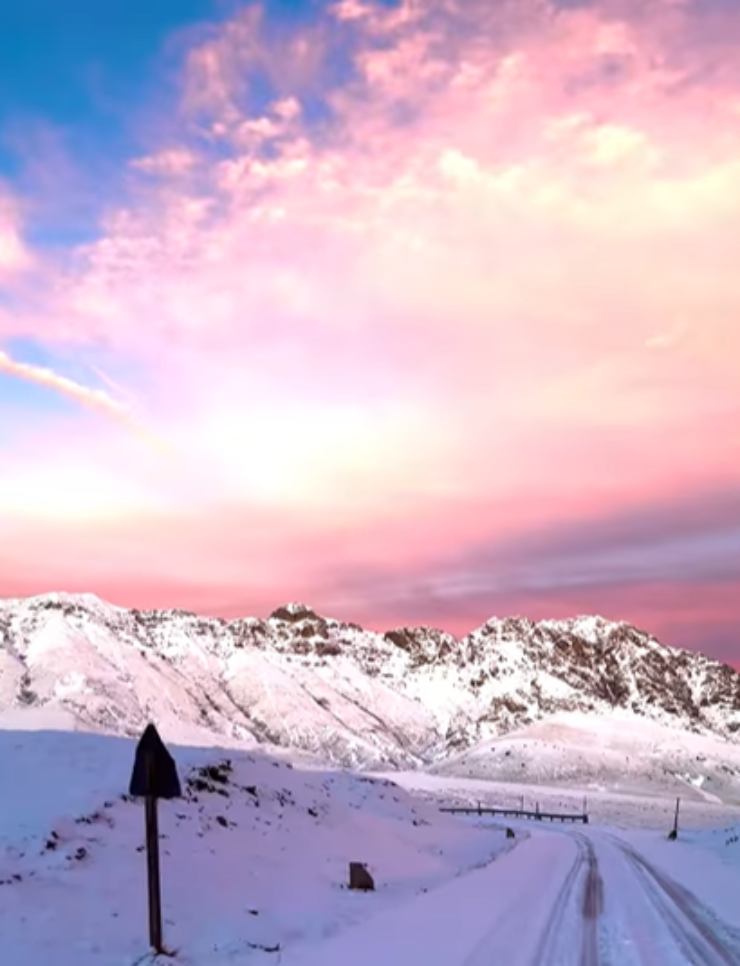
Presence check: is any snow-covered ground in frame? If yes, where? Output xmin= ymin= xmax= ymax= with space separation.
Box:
xmin=284 ymin=821 xmax=740 ymax=966
xmin=384 ymin=768 xmax=740 ymax=831
xmin=0 ymin=721 xmax=509 ymax=965
xmin=2 ymin=716 xmax=740 ymax=964
xmin=432 ymin=708 xmax=740 ymax=806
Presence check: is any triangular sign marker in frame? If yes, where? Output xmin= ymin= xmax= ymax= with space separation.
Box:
xmin=129 ymin=723 xmax=181 ymax=800
xmin=129 ymin=723 xmax=181 ymax=954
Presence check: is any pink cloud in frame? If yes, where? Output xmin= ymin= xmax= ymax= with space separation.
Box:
xmin=131 ymin=148 xmax=197 ymax=176
xmin=0 ymin=349 xmax=173 ymax=459
xmin=0 ymin=192 xmax=32 ymax=276
xmin=1 ymin=0 xmax=739 ymax=660
xmin=0 ymin=349 xmax=128 ymax=419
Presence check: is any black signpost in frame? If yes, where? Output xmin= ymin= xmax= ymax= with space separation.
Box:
xmin=672 ymin=796 xmax=681 ymax=838
xmin=129 ymin=724 xmax=181 ymax=955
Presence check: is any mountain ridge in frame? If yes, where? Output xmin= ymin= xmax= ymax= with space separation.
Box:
xmin=1 ymin=592 xmax=739 ymax=776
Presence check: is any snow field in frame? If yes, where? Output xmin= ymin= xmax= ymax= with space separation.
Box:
xmin=0 ymin=727 xmax=509 ymax=965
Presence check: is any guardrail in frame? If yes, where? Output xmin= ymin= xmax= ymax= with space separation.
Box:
xmin=440 ymin=805 xmax=588 ymax=824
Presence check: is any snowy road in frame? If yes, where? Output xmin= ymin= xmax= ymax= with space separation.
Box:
xmin=601 ymin=833 xmax=740 ymax=965
xmin=524 ymin=830 xmax=740 ymax=965
xmin=286 ymin=826 xmax=740 ymax=966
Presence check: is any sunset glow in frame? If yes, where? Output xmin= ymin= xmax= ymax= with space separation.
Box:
xmin=1 ymin=0 xmax=738 ymax=660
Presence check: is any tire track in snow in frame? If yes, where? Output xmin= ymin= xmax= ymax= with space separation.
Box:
xmin=529 ymin=832 xmax=593 ymax=966
xmin=580 ymin=836 xmax=604 ymax=966
xmin=610 ymin=836 xmax=740 ymax=965
xmin=458 ymin=834 xmax=586 ymax=966
xmin=467 ymin=830 xmax=605 ymax=966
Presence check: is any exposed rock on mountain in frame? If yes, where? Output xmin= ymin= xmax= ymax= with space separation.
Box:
xmin=1 ymin=593 xmax=738 ymax=776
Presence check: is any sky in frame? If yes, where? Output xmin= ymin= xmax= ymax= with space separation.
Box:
xmin=0 ymin=0 xmax=738 ymax=663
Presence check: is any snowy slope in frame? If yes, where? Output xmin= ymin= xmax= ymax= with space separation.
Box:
xmin=1 ymin=593 xmax=739 ymax=781
xmin=3 ymin=720 xmax=739 ymax=966
xmin=432 ymin=709 xmax=740 ymax=805
xmin=0 ymin=723 xmax=508 ymax=965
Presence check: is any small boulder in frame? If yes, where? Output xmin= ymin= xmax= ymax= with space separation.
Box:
xmin=349 ymin=862 xmax=375 ymax=891
xmin=506 ymin=828 xmax=516 ymax=839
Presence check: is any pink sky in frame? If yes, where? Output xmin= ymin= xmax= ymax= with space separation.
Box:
xmin=1 ymin=0 xmax=739 ymax=662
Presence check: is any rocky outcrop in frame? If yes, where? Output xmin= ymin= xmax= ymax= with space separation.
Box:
xmin=0 ymin=593 xmax=738 ymax=769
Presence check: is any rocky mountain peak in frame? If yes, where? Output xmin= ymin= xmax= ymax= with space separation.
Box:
xmin=269 ymin=602 xmax=323 ymax=623
xmin=0 ymin=593 xmax=738 ymax=773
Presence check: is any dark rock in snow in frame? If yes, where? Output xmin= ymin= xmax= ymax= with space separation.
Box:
xmin=348 ymin=862 xmax=375 ymax=891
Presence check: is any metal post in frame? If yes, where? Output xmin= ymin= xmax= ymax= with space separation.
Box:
xmin=145 ymin=794 xmax=163 ymax=953
xmin=673 ymin=797 xmax=680 ymax=837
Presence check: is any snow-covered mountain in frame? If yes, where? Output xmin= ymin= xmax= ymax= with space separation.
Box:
xmin=2 ymin=593 xmax=739 ymax=777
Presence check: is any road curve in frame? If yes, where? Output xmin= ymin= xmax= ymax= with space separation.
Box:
xmin=607 ymin=834 xmax=740 ymax=966
xmin=281 ymin=824 xmax=740 ymax=966
xmin=488 ymin=826 xmax=740 ymax=966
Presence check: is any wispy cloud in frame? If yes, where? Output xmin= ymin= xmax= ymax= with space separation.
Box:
xmin=0 ymin=0 xmax=739 ymax=660
xmin=0 ymin=348 xmax=170 ymax=456
xmin=0 ymin=193 xmax=32 ymax=276
xmin=0 ymin=349 xmax=128 ymax=418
